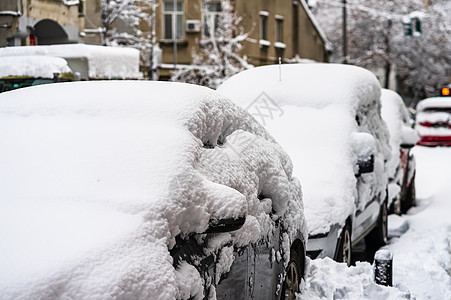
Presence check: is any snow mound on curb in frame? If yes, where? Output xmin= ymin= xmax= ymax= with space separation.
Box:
xmin=297 ymin=258 xmax=412 ymax=299
xmin=388 ymin=214 xmax=409 ymax=238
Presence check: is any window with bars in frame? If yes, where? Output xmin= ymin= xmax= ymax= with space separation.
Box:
xmin=163 ymin=1 xmax=184 ymax=40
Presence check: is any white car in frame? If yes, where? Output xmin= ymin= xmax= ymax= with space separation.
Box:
xmin=0 ymin=81 xmax=307 ymax=299
xmin=218 ymin=63 xmax=391 ymax=266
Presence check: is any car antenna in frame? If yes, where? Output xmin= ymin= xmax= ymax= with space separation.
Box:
xmin=278 ymin=57 xmax=282 ymax=82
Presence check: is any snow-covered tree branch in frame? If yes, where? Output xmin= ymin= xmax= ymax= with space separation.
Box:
xmin=311 ymin=0 xmax=451 ymax=105
xmin=171 ymin=0 xmax=253 ymax=89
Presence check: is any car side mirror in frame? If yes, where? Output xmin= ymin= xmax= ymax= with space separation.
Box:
xmin=357 ymin=154 xmax=374 ymax=176
xmin=351 ymin=132 xmax=376 ymax=176
xmin=204 ymin=216 xmax=246 ymax=234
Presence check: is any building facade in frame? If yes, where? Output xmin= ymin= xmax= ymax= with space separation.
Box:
xmin=0 ymin=0 xmax=86 ymax=47
xmin=1 ymin=0 xmax=330 ymax=80
xmin=155 ymin=0 xmax=330 ymax=79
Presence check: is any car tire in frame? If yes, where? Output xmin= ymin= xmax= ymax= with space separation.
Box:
xmin=365 ymin=201 xmax=388 ymax=250
xmin=401 ymin=176 xmax=416 ymax=214
xmin=281 ymin=249 xmax=302 ymax=300
xmin=334 ymin=223 xmax=352 ymax=266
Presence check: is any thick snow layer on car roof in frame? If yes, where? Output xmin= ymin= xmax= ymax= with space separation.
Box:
xmin=0 ymin=44 xmax=141 ymax=79
xmin=0 ymin=56 xmax=72 ymax=78
xmin=416 ymin=97 xmax=451 ymax=111
xmin=0 ymin=81 xmax=306 ymax=299
xmin=217 ymin=63 xmax=381 ymax=112
xmin=218 ymin=63 xmax=389 ymax=235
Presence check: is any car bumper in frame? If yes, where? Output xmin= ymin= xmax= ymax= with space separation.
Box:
xmin=306 ymin=224 xmax=341 ymax=260
xmin=417 ymin=135 xmax=451 ymax=146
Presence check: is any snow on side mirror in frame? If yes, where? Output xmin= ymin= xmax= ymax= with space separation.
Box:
xmin=400 ymin=125 xmax=419 ymax=148
xmin=351 ymin=132 xmax=376 ymax=176
xmin=204 ymin=216 xmax=246 ymax=234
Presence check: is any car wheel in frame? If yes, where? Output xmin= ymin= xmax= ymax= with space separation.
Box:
xmin=335 ymin=224 xmax=352 ymax=266
xmin=282 ymin=249 xmax=302 ymax=300
xmin=401 ymin=176 xmax=416 ymax=214
xmin=365 ymin=201 xmax=388 ymax=249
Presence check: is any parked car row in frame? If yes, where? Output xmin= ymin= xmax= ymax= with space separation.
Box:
xmin=0 ymin=63 xmax=418 ymax=299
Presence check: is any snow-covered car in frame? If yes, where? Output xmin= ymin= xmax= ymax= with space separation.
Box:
xmin=0 ymin=55 xmax=74 ymax=93
xmin=217 ymin=63 xmax=391 ymax=266
xmin=0 ymin=81 xmax=307 ymax=299
xmin=381 ymin=89 xmax=418 ymax=214
xmin=415 ymin=96 xmax=451 ymax=146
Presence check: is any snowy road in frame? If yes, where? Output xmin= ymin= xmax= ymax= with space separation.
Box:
xmin=298 ymin=146 xmax=451 ymax=299
xmin=386 ymin=146 xmax=451 ymax=299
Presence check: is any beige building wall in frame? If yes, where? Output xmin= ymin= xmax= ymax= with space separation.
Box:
xmin=155 ymin=0 xmax=329 ymax=79
xmin=0 ymin=0 xmax=85 ymax=47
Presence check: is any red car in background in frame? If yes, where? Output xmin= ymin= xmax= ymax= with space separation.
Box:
xmin=381 ymin=89 xmax=418 ymax=214
xmin=416 ymin=96 xmax=451 ymax=146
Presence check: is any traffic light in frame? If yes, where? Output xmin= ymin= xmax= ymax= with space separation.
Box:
xmin=441 ymin=87 xmax=450 ymax=97
xmin=402 ymin=15 xmax=422 ymax=36
xmin=403 ymin=22 xmax=413 ymax=36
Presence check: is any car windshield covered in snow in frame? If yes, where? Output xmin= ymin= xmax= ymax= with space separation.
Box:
xmin=218 ymin=63 xmax=391 ymax=265
xmin=0 ymin=81 xmax=307 ymax=299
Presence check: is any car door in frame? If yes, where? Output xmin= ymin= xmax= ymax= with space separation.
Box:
xmin=352 ymin=108 xmax=384 ymax=241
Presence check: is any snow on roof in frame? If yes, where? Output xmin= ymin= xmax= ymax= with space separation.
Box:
xmin=0 ymin=56 xmax=72 ymax=78
xmin=416 ymin=97 xmax=451 ymax=111
xmin=218 ymin=63 xmax=388 ymax=235
xmin=0 ymin=44 xmax=141 ymax=80
xmin=0 ymin=81 xmax=305 ymax=299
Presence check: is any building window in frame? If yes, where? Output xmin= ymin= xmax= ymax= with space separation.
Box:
xmin=163 ymin=1 xmax=184 ymax=40
xmin=203 ymin=1 xmax=222 ymax=37
xmin=276 ymin=17 xmax=284 ymax=43
xmin=259 ymin=11 xmax=269 ymax=41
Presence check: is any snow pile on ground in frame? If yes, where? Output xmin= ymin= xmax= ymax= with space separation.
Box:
xmin=0 ymin=56 xmax=73 ymax=78
xmin=217 ymin=63 xmax=390 ymax=235
xmin=0 ymin=81 xmax=306 ymax=299
xmin=297 ymin=257 xmax=411 ymax=299
xmin=385 ymin=146 xmax=451 ymax=300
xmin=387 ymin=214 xmax=409 ymax=238
xmin=0 ymin=44 xmax=141 ymax=79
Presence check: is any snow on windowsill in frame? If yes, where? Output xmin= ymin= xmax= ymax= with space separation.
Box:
xmin=259 ymin=39 xmax=271 ymax=48
xmin=259 ymin=10 xmax=269 ymax=17
xmin=62 ymin=0 xmax=80 ymax=6
xmin=274 ymin=42 xmax=286 ymax=49
xmin=0 ymin=11 xmax=22 ymax=16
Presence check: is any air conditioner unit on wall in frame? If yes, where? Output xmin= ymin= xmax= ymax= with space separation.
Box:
xmin=186 ymin=20 xmax=201 ymax=33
